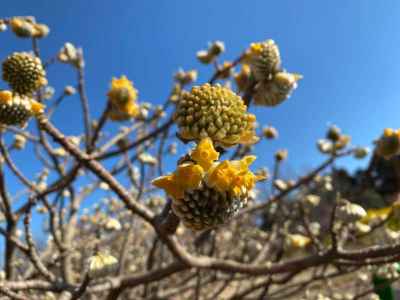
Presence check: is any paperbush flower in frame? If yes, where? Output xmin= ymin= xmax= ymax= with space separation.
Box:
xmin=107 ymin=76 xmax=139 ymax=121
xmin=175 ymin=83 xmax=258 ymax=147
xmin=246 ymin=39 xmax=281 ymax=82
xmin=376 ymin=128 xmax=400 ymax=159
xmin=9 ymin=17 xmax=49 ymax=39
xmin=152 ymin=138 xmax=265 ymax=230
xmin=253 ymin=72 xmax=302 ymax=107
xmin=87 ymin=252 xmax=118 ymax=278
xmin=2 ymin=52 xmax=47 ymax=95
xmin=0 ymin=90 xmax=44 ymax=126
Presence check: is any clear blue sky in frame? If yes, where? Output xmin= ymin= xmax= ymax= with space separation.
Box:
xmin=2 ymin=1 xmax=400 ymax=180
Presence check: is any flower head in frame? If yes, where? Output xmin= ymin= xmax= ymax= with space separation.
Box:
xmin=152 ymin=138 xmax=265 ymax=230
xmin=107 ymin=76 xmax=139 ymax=121
xmin=376 ymin=128 xmax=400 ymax=159
xmin=175 ymin=84 xmax=258 ymax=147
xmin=246 ymin=39 xmax=281 ymax=81
xmin=0 ymin=92 xmax=44 ymax=126
xmin=2 ymin=52 xmax=47 ymax=95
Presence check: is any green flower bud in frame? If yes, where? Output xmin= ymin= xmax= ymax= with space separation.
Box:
xmin=253 ymin=72 xmax=302 ymax=107
xmin=172 ymin=184 xmax=247 ymax=231
xmin=2 ymin=52 xmax=47 ymax=95
xmin=175 ymin=83 xmax=258 ymax=147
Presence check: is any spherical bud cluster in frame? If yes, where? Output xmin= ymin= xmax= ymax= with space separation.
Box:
xmin=196 ymin=41 xmax=225 ymax=64
xmin=274 ymin=149 xmax=288 ymax=162
xmin=336 ymin=199 xmax=366 ymax=223
xmin=273 ymin=179 xmax=288 ymax=191
xmin=87 ymin=252 xmax=118 ymax=278
xmin=58 ymin=43 xmax=84 ymax=69
xmin=262 ymin=125 xmax=278 ymax=139
xmin=326 ymin=125 xmax=341 ymax=142
xmin=174 ymin=69 xmax=198 ymax=85
xmin=152 ymin=138 xmax=265 ymax=230
xmin=253 ymin=72 xmax=302 ymax=106
xmin=138 ymin=152 xmax=158 ymax=166
xmin=2 ymin=52 xmax=47 ymax=95
xmin=317 ymin=126 xmax=351 ymax=154
xmin=353 ymin=147 xmax=369 ymax=159
xmin=13 ymin=134 xmax=27 ymax=150
xmin=0 ymin=91 xmax=44 ymax=127
xmin=285 ymin=233 xmax=311 ymax=250
xmin=42 ymin=86 xmax=55 ymax=100
xmin=243 ymin=39 xmax=302 ymax=107
xmin=245 ymin=40 xmax=281 ymax=81
xmin=376 ymin=128 xmax=400 ymax=159
xmin=175 ymin=83 xmax=258 ymax=148
xmin=303 ymin=194 xmax=320 ymax=208
xmin=64 ymin=85 xmax=76 ymax=96
xmin=103 ymin=218 xmax=122 ymax=231
xmin=9 ymin=17 xmax=49 ymax=39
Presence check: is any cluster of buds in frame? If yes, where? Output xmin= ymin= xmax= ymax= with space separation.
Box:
xmin=317 ymin=125 xmax=351 ymax=154
xmin=12 ymin=133 xmax=27 ymax=150
xmin=242 ymin=39 xmax=302 ymax=106
xmin=58 ymin=42 xmax=84 ymax=69
xmin=0 ymin=91 xmax=44 ymax=127
xmin=274 ymin=149 xmax=288 ymax=162
xmin=174 ymin=83 xmax=258 ymax=148
xmin=375 ymin=128 xmax=400 ymax=159
xmin=8 ymin=17 xmax=49 ymax=39
xmin=174 ymin=68 xmax=198 ymax=86
xmin=107 ymin=76 xmax=140 ymax=121
xmin=153 ymin=138 xmax=265 ymax=230
xmin=262 ymin=125 xmax=278 ymax=139
xmin=335 ymin=198 xmax=366 ymax=223
xmin=0 ymin=50 xmax=47 ymax=126
xmin=196 ymin=41 xmax=225 ymax=64
xmin=87 ymin=252 xmax=118 ymax=278
xmin=285 ymin=233 xmax=311 ymax=250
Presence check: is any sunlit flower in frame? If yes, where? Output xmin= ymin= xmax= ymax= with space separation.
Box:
xmin=0 ymin=91 xmax=44 ymax=126
xmin=175 ymin=84 xmax=258 ymax=147
xmin=376 ymin=128 xmax=400 ymax=159
xmin=190 ymin=137 xmax=219 ymax=171
xmin=152 ymin=138 xmax=264 ymax=230
xmin=107 ymin=76 xmax=139 ymax=121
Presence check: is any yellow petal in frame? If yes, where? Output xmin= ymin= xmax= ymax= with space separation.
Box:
xmin=206 ymin=160 xmax=238 ymax=193
xmin=174 ymin=163 xmax=204 ymax=190
xmin=191 ymin=138 xmax=219 ymax=171
xmin=30 ymin=100 xmax=45 ymax=115
xmin=0 ymin=91 xmax=12 ymax=104
xmin=152 ymin=175 xmax=184 ymax=201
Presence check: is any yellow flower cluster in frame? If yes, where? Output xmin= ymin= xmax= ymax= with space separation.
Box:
xmin=152 ymin=138 xmax=265 ymax=201
xmin=376 ymin=128 xmax=400 ymax=159
xmin=0 ymin=90 xmax=44 ymax=126
xmin=107 ymin=76 xmax=139 ymax=121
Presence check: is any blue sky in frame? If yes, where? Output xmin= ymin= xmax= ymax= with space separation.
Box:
xmin=1 ymin=1 xmax=400 ymax=186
